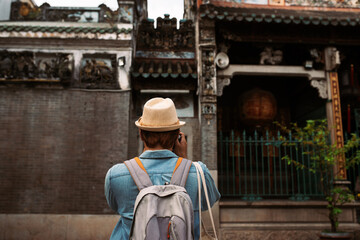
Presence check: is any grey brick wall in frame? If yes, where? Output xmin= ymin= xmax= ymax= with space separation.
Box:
xmin=0 ymin=88 xmax=130 ymax=214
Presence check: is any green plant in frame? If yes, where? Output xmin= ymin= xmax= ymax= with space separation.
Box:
xmin=276 ymin=119 xmax=360 ymax=233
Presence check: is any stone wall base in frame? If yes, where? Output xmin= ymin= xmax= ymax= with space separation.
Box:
xmin=220 ymin=225 xmax=360 ymax=240
xmin=219 ymin=200 xmax=360 ymax=240
xmin=2 ymin=213 xmax=360 ymax=240
xmin=220 ymin=229 xmax=319 ymax=240
xmin=0 ymin=214 xmax=119 ymax=240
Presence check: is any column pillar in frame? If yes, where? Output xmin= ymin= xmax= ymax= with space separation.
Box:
xmin=199 ymin=46 xmax=217 ymax=170
xmin=324 ymin=47 xmax=347 ymax=180
xmin=198 ymin=17 xmax=220 ymax=234
xmin=198 ymin=18 xmax=217 ymax=169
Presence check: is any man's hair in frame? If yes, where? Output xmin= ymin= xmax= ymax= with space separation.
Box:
xmin=140 ymin=129 xmax=180 ymax=149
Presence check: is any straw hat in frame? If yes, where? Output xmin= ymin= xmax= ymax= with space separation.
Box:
xmin=135 ymin=97 xmax=186 ymax=132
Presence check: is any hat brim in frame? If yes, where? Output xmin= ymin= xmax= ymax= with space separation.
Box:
xmin=135 ymin=120 xmax=186 ymax=132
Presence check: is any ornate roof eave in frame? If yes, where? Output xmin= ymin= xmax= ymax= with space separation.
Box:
xmin=132 ymin=74 xmax=198 ymax=90
xmin=132 ymin=72 xmax=198 ymax=79
xmin=0 ymin=22 xmax=132 ymax=40
xmin=132 ymin=58 xmax=197 ymax=79
xmin=200 ymin=3 xmax=360 ymax=27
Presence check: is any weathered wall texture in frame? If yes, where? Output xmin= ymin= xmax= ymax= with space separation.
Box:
xmin=0 ymin=88 xmax=130 ymax=214
xmin=0 ymin=214 xmax=119 ymax=240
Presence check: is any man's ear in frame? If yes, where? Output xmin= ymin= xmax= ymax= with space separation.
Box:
xmin=173 ymin=129 xmax=180 ymax=147
xmin=139 ymin=129 xmax=144 ymax=141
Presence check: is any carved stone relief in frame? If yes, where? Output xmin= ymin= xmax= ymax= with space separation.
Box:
xmin=310 ymin=49 xmax=324 ymax=65
xmin=10 ymin=2 xmax=43 ymax=21
xmin=118 ymin=3 xmax=133 ymax=23
xmin=310 ymin=79 xmax=328 ymax=99
xmin=199 ymin=18 xmax=215 ymax=43
xmin=201 ymin=95 xmax=217 ymax=103
xmin=10 ymin=1 xmax=118 ymax=23
xmin=202 ymin=48 xmax=216 ymax=95
xmin=202 ymin=103 xmax=216 ymax=115
xmin=285 ymin=0 xmax=360 ymax=8
xmin=0 ymin=51 xmax=73 ymax=82
xmin=79 ymin=54 xmax=118 ymax=89
xmin=260 ymin=47 xmax=283 ymax=65
xmin=217 ymin=77 xmax=231 ymax=96
xmin=200 ymin=29 xmax=215 ymax=41
xmin=201 ymin=103 xmax=217 ymax=122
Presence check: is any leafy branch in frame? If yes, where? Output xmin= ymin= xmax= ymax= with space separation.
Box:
xmin=275 ymin=119 xmax=360 ymax=233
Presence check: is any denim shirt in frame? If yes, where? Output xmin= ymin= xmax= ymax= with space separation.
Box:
xmin=105 ymin=150 xmax=221 ymax=240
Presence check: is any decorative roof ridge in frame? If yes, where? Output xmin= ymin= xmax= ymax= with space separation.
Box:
xmin=0 ymin=24 xmax=132 ymax=40
xmin=0 ymin=24 xmax=132 ymax=33
xmin=9 ymin=1 xmax=122 ymax=23
xmin=140 ymin=14 xmax=193 ymax=31
xmin=45 ymin=6 xmax=102 ymax=10
xmin=207 ymin=1 xmax=360 ymax=11
xmin=135 ymin=51 xmax=196 ymax=61
xmin=0 ymin=21 xmax=132 ymax=29
xmin=200 ymin=3 xmax=360 ymax=26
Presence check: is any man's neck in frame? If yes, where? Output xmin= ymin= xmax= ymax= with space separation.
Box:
xmin=143 ymin=145 xmax=172 ymax=151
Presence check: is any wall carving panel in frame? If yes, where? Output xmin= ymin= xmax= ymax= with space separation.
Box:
xmin=220 ymin=230 xmax=319 ymax=240
xmin=200 ymin=29 xmax=215 ymax=41
xmin=285 ymin=0 xmax=360 ymax=8
xmin=9 ymin=1 xmax=128 ymax=23
xmin=79 ymin=54 xmax=118 ymax=89
xmin=259 ymin=47 xmax=283 ymax=65
xmin=201 ymin=48 xmax=216 ymax=95
xmin=202 ymin=103 xmax=217 ymax=116
xmin=0 ymin=51 xmax=73 ymax=82
xmin=199 ymin=19 xmax=215 ymax=43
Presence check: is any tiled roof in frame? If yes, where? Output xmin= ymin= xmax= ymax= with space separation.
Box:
xmin=209 ymin=0 xmax=360 ymax=9
xmin=0 ymin=25 xmax=132 ymax=34
xmin=200 ymin=4 xmax=360 ymax=26
xmin=132 ymin=60 xmax=197 ymax=79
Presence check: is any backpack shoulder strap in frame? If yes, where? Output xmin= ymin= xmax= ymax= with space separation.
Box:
xmin=170 ymin=157 xmax=192 ymax=187
xmin=124 ymin=157 xmax=153 ymax=191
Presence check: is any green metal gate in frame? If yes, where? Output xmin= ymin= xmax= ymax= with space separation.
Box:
xmin=344 ymin=133 xmax=360 ymax=193
xmin=218 ymin=130 xmax=328 ymax=200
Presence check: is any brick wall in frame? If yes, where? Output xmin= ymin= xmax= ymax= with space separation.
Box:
xmin=0 ymin=88 xmax=130 ymax=214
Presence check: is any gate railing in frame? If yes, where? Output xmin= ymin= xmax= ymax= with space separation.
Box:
xmin=218 ymin=130 xmax=333 ymax=200
xmin=344 ymin=133 xmax=360 ymax=193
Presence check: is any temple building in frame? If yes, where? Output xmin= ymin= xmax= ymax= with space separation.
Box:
xmin=191 ymin=0 xmax=360 ymax=238
xmin=1 ymin=0 xmax=360 ymax=239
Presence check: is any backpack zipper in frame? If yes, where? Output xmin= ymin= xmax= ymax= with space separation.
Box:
xmin=167 ymin=221 xmax=171 ymax=239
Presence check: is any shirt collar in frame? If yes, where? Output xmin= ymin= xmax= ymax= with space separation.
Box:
xmin=139 ymin=150 xmax=179 ymax=159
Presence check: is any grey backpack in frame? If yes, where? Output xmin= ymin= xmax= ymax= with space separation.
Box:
xmin=124 ymin=157 xmax=194 ymax=240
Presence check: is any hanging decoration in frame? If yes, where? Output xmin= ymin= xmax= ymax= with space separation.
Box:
xmin=348 ymin=104 xmax=351 ymax=134
xmin=239 ymin=88 xmax=277 ymax=126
